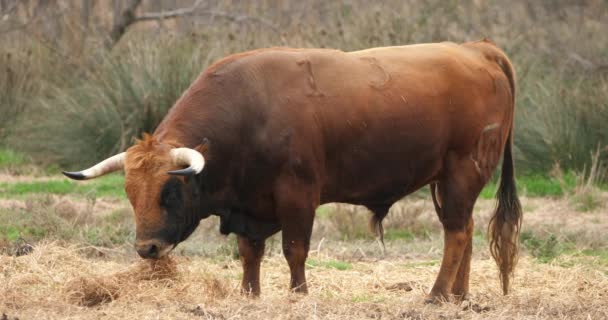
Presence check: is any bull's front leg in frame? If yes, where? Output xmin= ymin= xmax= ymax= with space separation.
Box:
xmin=237 ymin=236 xmax=266 ymax=296
xmin=275 ymin=174 xmax=317 ymax=294
xmin=280 ymin=205 xmax=314 ymax=293
xmin=282 ymin=236 xmax=311 ymax=293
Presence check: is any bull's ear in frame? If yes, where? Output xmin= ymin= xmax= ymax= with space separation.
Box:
xmin=194 ymin=138 xmax=210 ymax=157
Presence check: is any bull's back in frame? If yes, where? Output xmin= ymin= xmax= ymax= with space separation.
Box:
xmin=221 ymin=42 xmax=514 ymax=204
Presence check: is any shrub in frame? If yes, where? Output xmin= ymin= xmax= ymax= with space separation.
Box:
xmin=9 ymin=37 xmax=220 ymax=168
xmin=521 ymin=231 xmax=574 ymax=263
xmin=514 ymin=63 xmax=608 ymax=174
xmin=0 ymin=51 xmax=37 ymax=141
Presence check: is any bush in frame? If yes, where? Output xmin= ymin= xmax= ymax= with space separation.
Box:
xmin=9 ymin=38 xmax=219 ymax=168
xmin=0 ymin=51 xmax=37 ymax=140
xmin=514 ymin=63 xmax=608 ymax=174
xmin=521 ymin=231 xmax=574 ymax=263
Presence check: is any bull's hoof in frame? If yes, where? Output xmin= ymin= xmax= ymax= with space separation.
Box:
xmin=290 ymin=283 xmax=308 ymax=294
xmin=424 ymin=294 xmax=448 ymax=304
xmin=425 ymin=292 xmax=470 ymax=304
xmin=454 ymin=293 xmax=471 ymax=302
xmin=290 ymin=288 xmax=308 ymax=294
xmin=240 ymin=288 xmax=261 ymax=298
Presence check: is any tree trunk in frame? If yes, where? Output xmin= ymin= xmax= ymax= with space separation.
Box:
xmin=106 ymin=0 xmax=142 ymax=49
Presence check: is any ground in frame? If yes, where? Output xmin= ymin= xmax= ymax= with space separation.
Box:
xmin=1 ymin=174 xmax=607 ymax=319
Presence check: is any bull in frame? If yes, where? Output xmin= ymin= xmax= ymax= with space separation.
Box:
xmin=63 ymin=39 xmax=522 ymax=302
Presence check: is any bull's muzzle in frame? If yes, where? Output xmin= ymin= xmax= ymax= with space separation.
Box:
xmin=135 ymin=240 xmax=174 ymax=259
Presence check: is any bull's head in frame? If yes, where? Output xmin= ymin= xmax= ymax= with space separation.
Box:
xmin=63 ymin=135 xmax=207 ymax=259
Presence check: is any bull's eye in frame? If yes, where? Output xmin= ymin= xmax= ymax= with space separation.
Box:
xmin=160 ymin=178 xmax=183 ymax=210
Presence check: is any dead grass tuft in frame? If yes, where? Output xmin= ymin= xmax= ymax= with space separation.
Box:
xmin=64 ymin=275 xmax=120 ymax=306
xmin=2 ymin=242 xmax=606 ymax=319
xmin=138 ymin=256 xmax=178 ymax=281
xmin=202 ymin=277 xmax=231 ymax=300
xmin=64 ymin=256 xmax=177 ymax=306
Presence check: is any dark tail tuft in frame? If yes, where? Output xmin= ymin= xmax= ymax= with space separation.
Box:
xmin=488 ymin=131 xmax=522 ymax=295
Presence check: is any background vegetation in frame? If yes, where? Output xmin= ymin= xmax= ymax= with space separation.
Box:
xmin=0 ymin=0 xmax=606 ymax=255
xmin=0 ymin=0 xmax=606 ymax=176
xmin=1 ymin=3 xmax=607 ymax=318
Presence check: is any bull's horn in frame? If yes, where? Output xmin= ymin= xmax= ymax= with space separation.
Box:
xmin=167 ymin=148 xmax=205 ymax=176
xmin=62 ymin=152 xmax=126 ymax=180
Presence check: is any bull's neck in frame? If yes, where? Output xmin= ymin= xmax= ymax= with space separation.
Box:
xmin=153 ymin=119 xmax=210 ymax=149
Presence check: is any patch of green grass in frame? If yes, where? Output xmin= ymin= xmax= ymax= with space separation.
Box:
xmin=580 ymin=248 xmax=608 ymax=264
xmin=547 ymin=249 xmax=608 ymax=270
xmin=2 ymin=225 xmax=23 ymax=241
xmin=0 ymin=148 xmax=27 ymax=167
xmin=521 ymin=231 xmax=575 ymax=263
xmin=307 ymin=258 xmax=353 ymax=271
xmin=404 ymin=260 xmax=439 ymax=268
xmin=1 ymin=180 xmax=76 ymax=195
xmin=82 ymin=175 xmax=126 ymax=198
xmin=0 ymin=174 xmax=125 ymax=198
xmin=480 ymin=173 xmax=577 ymax=199
xmin=0 ymin=225 xmax=48 ymax=241
xmin=315 ymin=205 xmax=334 ymax=218
xmin=0 ymin=207 xmax=53 ymax=243
xmin=479 ymin=183 xmax=496 ymax=199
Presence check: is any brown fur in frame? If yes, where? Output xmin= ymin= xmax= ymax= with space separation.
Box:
xmin=125 ymin=134 xmax=171 ymax=170
xmin=113 ymin=40 xmax=521 ymax=299
xmin=124 ymin=135 xmax=181 ymax=240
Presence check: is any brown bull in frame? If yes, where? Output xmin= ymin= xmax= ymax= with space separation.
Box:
xmin=63 ymin=39 xmax=522 ymax=301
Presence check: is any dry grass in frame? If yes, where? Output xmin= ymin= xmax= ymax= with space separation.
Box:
xmin=64 ymin=255 xmax=177 ymax=307
xmin=0 ymin=241 xmax=606 ymax=320
xmin=1 ymin=179 xmax=607 ymax=319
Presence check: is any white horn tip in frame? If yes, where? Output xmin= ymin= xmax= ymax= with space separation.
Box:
xmin=170 ymin=148 xmax=205 ymax=175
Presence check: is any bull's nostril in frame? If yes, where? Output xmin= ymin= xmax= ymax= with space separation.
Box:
xmin=136 ymin=243 xmax=160 ymax=259
xmin=148 ymin=244 xmax=159 ymax=257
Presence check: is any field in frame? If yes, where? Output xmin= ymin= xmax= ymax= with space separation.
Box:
xmin=1 ymin=1 xmax=608 ymax=319
xmin=1 ymin=163 xmax=607 ymax=319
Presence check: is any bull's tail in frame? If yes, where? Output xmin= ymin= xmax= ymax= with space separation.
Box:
xmin=488 ymin=131 xmax=522 ymax=295
xmin=488 ymin=49 xmax=522 ymax=295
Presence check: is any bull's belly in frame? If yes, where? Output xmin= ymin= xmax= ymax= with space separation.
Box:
xmin=319 ymin=156 xmax=442 ymax=205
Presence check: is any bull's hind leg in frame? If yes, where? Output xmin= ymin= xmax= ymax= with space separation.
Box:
xmin=450 ymin=218 xmax=474 ymax=299
xmin=237 ymin=236 xmax=266 ymax=296
xmin=431 ymin=182 xmax=474 ymax=300
xmin=427 ymin=153 xmax=485 ymax=303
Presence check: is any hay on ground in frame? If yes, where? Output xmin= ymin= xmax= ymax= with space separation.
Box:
xmin=64 ymin=256 xmax=177 ymax=306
